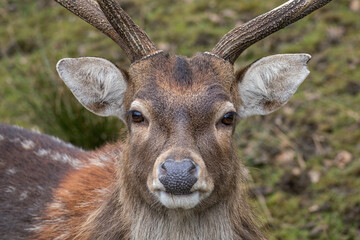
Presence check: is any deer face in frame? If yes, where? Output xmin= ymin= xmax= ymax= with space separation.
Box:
xmin=125 ymin=53 xmax=238 ymax=209
xmin=56 ymin=51 xmax=310 ymax=210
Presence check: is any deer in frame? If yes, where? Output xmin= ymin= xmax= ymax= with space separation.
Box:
xmin=0 ymin=0 xmax=334 ymax=239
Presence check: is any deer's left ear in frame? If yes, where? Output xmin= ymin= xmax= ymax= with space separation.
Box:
xmin=237 ymin=54 xmax=311 ymax=118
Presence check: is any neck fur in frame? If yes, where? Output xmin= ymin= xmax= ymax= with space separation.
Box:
xmin=129 ymin=201 xmax=234 ymax=240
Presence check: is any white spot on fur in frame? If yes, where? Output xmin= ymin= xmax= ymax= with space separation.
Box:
xmin=5 ymin=186 xmax=16 ymax=193
xmin=19 ymin=190 xmax=28 ymax=200
xmin=49 ymin=201 xmax=63 ymax=210
xmin=21 ymin=139 xmax=35 ymax=150
xmin=0 ymin=134 xmax=4 ymax=141
xmin=51 ymin=152 xmax=83 ymax=169
xmin=34 ymin=148 xmax=83 ymax=169
xmin=6 ymin=168 xmax=16 ymax=175
xmin=88 ymin=157 xmax=105 ymax=167
xmin=30 ymin=126 xmax=42 ymax=133
xmin=34 ymin=148 xmax=51 ymax=157
xmin=88 ymin=154 xmax=113 ymax=167
xmin=48 ymin=135 xmax=78 ymax=150
xmin=26 ymin=225 xmax=42 ymax=232
xmin=9 ymin=137 xmax=20 ymax=143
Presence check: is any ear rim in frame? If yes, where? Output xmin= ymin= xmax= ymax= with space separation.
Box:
xmin=56 ymin=57 xmax=128 ymax=121
xmin=237 ymin=53 xmax=311 ymax=119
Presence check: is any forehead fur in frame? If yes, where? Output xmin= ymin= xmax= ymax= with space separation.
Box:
xmin=130 ymin=52 xmax=234 ymax=91
xmin=127 ymin=52 xmax=237 ymax=110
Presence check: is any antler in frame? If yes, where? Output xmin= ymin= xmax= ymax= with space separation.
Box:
xmin=55 ymin=0 xmax=158 ymax=62
xmin=211 ymin=0 xmax=333 ymax=64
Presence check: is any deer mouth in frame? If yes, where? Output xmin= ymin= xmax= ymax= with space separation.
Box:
xmin=154 ymin=190 xmax=212 ymax=209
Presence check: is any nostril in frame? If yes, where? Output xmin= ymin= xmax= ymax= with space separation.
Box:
xmin=161 ymin=163 xmax=166 ymax=170
xmin=159 ymin=161 xmax=168 ymax=176
xmin=189 ymin=164 xmax=197 ymax=175
xmin=184 ymin=159 xmax=198 ymax=176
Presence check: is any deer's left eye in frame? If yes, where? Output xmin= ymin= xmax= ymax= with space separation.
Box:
xmin=129 ymin=110 xmax=144 ymax=123
xmin=221 ymin=112 xmax=237 ymax=125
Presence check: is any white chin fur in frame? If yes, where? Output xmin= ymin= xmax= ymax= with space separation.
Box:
xmin=158 ymin=191 xmax=201 ymax=209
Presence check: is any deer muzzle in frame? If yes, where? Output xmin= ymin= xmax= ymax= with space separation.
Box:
xmin=148 ymin=148 xmax=214 ymax=209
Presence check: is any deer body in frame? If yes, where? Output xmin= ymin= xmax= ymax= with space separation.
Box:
xmin=0 ymin=0 xmax=333 ymax=239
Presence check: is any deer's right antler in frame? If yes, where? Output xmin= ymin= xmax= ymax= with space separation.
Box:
xmin=211 ymin=0 xmax=334 ymax=64
xmin=55 ymin=0 xmax=158 ymax=62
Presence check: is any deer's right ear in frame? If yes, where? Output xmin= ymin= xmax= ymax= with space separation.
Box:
xmin=56 ymin=57 xmax=128 ymax=121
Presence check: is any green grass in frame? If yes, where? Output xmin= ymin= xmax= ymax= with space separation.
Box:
xmin=1 ymin=0 xmax=359 ymax=238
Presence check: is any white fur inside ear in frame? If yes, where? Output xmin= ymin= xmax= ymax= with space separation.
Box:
xmin=56 ymin=57 xmax=127 ymax=120
xmin=238 ymin=54 xmax=311 ymax=118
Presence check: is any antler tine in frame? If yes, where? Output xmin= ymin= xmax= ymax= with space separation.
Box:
xmin=55 ymin=0 xmax=158 ymax=62
xmin=211 ymin=0 xmax=333 ymax=64
xmin=97 ymin=0 xmax=158 ymax=62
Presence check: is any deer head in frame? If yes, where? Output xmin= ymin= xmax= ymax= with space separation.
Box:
xmin=55 ymin=0 xmax=332 ymax=210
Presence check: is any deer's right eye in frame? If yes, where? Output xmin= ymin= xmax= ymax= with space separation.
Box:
xmin=130 ymin=110 xmax=144 ymax=123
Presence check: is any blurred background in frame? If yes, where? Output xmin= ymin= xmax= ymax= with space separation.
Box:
xmin=0 ymin=0 xmax=359 ymax=239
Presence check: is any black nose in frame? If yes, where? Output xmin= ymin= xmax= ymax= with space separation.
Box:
xmin=158 ymin=159 xmax=199 ymax=195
